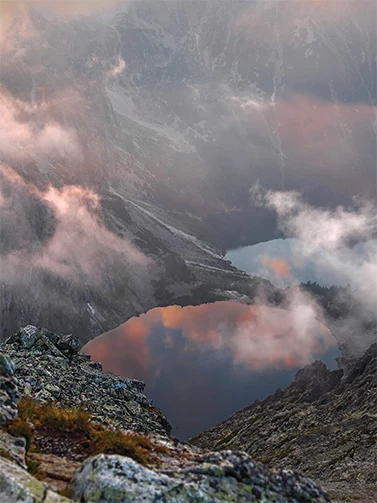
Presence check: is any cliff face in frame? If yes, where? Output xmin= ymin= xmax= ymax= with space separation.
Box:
xmin=0 ymin=326 xmax=331 ymax=503
xmin=191 ymin=344 xmax=377 ymax=502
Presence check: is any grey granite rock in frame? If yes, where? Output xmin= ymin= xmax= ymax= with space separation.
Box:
xmin=0 ymin=430 xmax=26 ymax=469
xmin=19 ymin=326 xmax=39 ymax=350
xmin=0 ymin=353 xmax=16 ymax=377
xmin=56 ymin=334 xmax=81 ymax=356
xmin=71 ymin=451 xmax=330 ymax=503
xmin=0 ymin=456 xmax=71 ymax=503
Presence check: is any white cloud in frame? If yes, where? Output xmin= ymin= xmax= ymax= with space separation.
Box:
xmin=252 ymin=186 xmax=377 ymax=322
xmin=0 ymin=89 xmax=81 ymax=163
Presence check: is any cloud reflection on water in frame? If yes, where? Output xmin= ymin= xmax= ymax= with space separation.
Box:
xmin=84 ymin=301 xmax=336 ymax=439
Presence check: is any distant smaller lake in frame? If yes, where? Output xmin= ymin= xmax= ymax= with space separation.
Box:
xmin=226 ymin=238 xmax=373 ymax=288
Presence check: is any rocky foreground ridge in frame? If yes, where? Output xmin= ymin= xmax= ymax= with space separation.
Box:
xmin=0 ymin=326 xmax=331 ymax=502
xmin=1 ymin=325 xmax=170 ymax=437
xmin=192 ymin=344 xmax=377 ymax=502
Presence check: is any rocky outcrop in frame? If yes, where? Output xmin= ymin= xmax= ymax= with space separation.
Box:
xmin=0 ymin=435 xmax=331 ymax=503
xmin=0 ymin=430 xmax=26 ymax=469
xmin=0 ymin=353 xmax=19 ymax=426
xmin=0 ymin=326 xmax=170 ymax=436
xmin=27 ymin=453 xmax=81 ymax=494
xmin=0 ymin=456 xmax=70 ymax=503
xmin=191 ymin=344 xmax=377 ymax=502
xmin=0 ymin=326 xmax=332 ymax=503
xmin=71 ymin=451 xmax=330 ymax=503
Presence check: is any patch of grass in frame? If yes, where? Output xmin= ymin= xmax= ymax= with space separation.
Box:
xmin=18 ymin=396 xmax=91 ymax=435
xmin=92 ymin=430 xmax=171 ymax=466
xmin=37 ymin=404 xmax=91 ymax=433
xmin=178 ymin=450 xmax=193 ymax=461
xmin=17 ymin=396 xmax=38 ymax=421
xmin=5 ymin=418 xmax=34 ymax=450
xmin=14 ymin=397 xmax=172 ymax=466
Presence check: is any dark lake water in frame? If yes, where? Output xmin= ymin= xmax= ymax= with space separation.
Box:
xmin=84 ymin=299 xmax=339 ymax=440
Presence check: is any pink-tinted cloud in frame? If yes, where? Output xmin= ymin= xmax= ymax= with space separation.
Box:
xmin=0 ymin=166 xmax=150 ymax=284
xmin=37 ymin=184 xmax=149 ymax=280
xmin=0 ymin=2 xmax=39 ymax=53
xmin=238 ymin=94 xmax=376 ymax=198
xmin=39 ymin=0 xmax=121 ymax=16
xmin=239 ymin=94 xmax=376 ymax=159
xmin=261 ymin=189 xmax=376 ymax=252
xmin=271 ymin=96 xmax=376 ymax=160
xmin=0 ymin=88 xmax=81 ymax=163
xmin=0 ymin=1 xmax=120 ymax=21
xmin=261 ymin=256 xmax=291 ymax=279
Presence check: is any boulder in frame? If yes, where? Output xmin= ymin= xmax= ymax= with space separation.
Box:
xmin=0 ymin=456 xmax=71 ymax=503
xmin=71 ymin=451 xmax=330 ymax=503
xmin=6 ymin=325 xmax=40 ymax=350
xmin=56 ymin=334 xmax=81 ymax=355
xmin=0 ymin=430 xmax=26 ymax=469
xmin=0 ymin=353 xmax=16 ymax=376
xmin=27 ymin=453 xmax=81 ymax=494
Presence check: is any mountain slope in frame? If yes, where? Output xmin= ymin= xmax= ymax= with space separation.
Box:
xmin=1 ymin=0 xmax=375 ymax=347
xmin=191 ymin=344 xmax=377 ymax=502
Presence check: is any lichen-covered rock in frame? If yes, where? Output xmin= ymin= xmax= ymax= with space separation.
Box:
xmin=0 ymin=353 xmax=19 ymax=425
xmin=0 ymin=430 xmax=26 ymax=469
xmin=19 ymin=325 xmax=39 ymax=350
xmin=27 ymin=453 xmax=81 ymax=494
xmin=0 ymin=327 xmax=170 ymax=436
xmin=0 ymin=456 xmax=71 ymax=503
xmin=71 ymin=451 xmax=330 ymax=503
